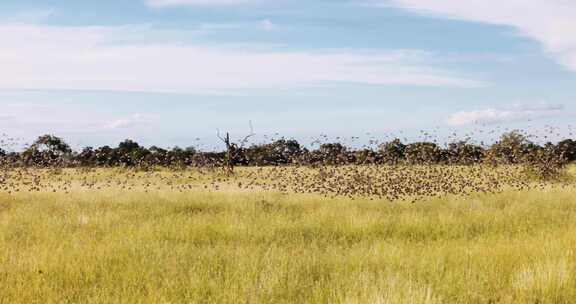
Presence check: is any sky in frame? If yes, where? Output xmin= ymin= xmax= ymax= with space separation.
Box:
xmin=1 ymin=0 xmax=576 ymax=150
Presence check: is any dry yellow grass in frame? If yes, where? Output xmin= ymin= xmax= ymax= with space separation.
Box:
xmin=1 ymin=168 xmax=576 ymax=303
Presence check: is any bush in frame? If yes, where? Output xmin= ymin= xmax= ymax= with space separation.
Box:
xmin=523 ymin=145 xmax=569 ymax=181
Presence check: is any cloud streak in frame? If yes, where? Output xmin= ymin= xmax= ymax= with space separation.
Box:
xmin=0 ymin=23 xmax=482 ymax=93
xmin=0 ymin=103 xmax=158 ymax=139
xmin=447 ymin=103 xmax=566 ymax=126
xmin=146 ymin=0 xmax=259 ymax=8
xmin=104 ymin=114 xmax=153 ymax=130
xmin=379 ymin=0 xmax=576 ymax=72
xmin=0 ymin=8 xmax=55 ymax=23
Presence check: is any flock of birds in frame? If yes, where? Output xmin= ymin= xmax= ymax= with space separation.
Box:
xmin=0 ymin=163 xmax=565 ymax=203
xmin=239 ymin=165 xmax=536 ymax=201
xmin=0 ymin=127 xmax=573 ymax=203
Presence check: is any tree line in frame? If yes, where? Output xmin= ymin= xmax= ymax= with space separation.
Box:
xmin=1 ymin=132 xmax=575 ymax=175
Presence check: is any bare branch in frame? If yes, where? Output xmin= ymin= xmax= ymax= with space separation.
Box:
xmin=216 ymin=129 xmax=226 ymax=142
xmin=239 ymin=120 xmax=256 ymax=148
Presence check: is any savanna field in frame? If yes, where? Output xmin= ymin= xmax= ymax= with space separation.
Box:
xmin=1 ymin=166 xmax=576 ymax=303
xmin=5 ymin=0 xmax=576 ymax=303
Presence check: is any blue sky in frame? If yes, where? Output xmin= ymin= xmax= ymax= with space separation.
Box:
xmin=1 ymin=0 xmax=576 ymax=149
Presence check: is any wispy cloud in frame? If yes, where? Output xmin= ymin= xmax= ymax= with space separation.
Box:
xmin=0 ymin=102 xmax=163 ymax=149
xmin=377 ymin=0 xmax=576 ymax=72
xmin=146 ymin=0 xmax=259 ymax=8
xmin=447 ymin=103 xmax=566 ymax=126
xmin=0 ymin=23 xmax=482 ymax=93
xmin=104 ymin=114 xmax=153 ymax=130
xmin=0 ymin=103 xmax=102 ymax=134
xmin=0 ymin=103 xmax=148 ymax=130
xmin=260 ymin=19 xmax=277 ymax=32
xmin=1 ymin=8 xmax=55 ymax=24
xmin=198 ymin=19 xmax=283 ymax=33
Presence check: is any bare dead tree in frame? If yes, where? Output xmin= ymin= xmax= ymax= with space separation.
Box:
xmin=217 ymin=121 xmax=255 ymax=174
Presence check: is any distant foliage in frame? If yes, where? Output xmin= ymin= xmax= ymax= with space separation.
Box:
xmin=404 ymin=142 xmax=442 ymax=165
xmin=485 ymin=131 xmax=534 ymax=165
xmin=241 ymin=139 xmax=302 ymax=166
xmin=1 ymin=131 xmax=576 ymax=181
xmin=445 ymin=141 xmax=485 ymax=165
xmin=379 ymin=139 xmax=406 ymax=165
xmin=22 ymin=135 xmax=72 ymax=167
xmin=522 ymin=144 xmax=569 ymax=181
xmin=1 ymin=130 xmax=575 ymax=201
xmin=556 ymin=139 xmax=576 ymax=162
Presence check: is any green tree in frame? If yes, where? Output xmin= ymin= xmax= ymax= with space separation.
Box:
xmin=379 ymin=139 xmax=406 ymax=165
xmin=404 ymin=142 xmax=441 ymax=165
xmin=486 ymin=131 xmax=535 ymax=164
xmin=23 ymin=135 xmax=72 ymax=167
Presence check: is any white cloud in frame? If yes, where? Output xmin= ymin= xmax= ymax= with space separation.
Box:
xmin=0 ymin=23 xmax=481 ymax=93
xmin=260 ymin=19 xmax=277 ymax=32
xmin=146 ymin=0 xmax=259 ymax=8
xmin=104 ymin=114 xmax=152 ymax=129
xmin=380 ymin=0 xmax=576 ymax=71
xmin=447 ymin=103 xmax=566 ymax=126
xmin=0 ymin=103 xmax=161 ymax=149
xmin=0 ymin=103 xmax=158 ymax=143
xmin=0 ymin=103 xmax=103 ymax=134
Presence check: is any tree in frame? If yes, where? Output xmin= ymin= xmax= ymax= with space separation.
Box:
xmin=523 ymin=142 xmax=568 ymax=180
xmin=486 ymin=131 xmax=534 ymax=164
xmin=167 ymin=146 xmax=196 ymax=168
xmin=116 ymin=139 xmax=150 ymax=167
xmin=147 ymin=146 xmax=168 ymax=166
xmin=404 ymin=142 xmax=441 ymax=165
xmin=94 ymin=145 xmax=115 ymax=166
xmin=555 ymin=139 xmax=576 ymax=162
xmin=245 ymin=139 xmax=302 ymax=166
xmin=271 ymin=139 xmax=302 ymax=163
xmin=354 ymin=149 xmax=379 ymax=165
xmin=379 ymin=139 xmax=406 ymax=165
xmin=77 ymin=147 xmax=97 ymax=167
xmin=0 ymin=148 xmax=6 ymax=168
xmin=23 ymin=135 xmax=72 ymax=167
xmin=217 ymin=121 xmax=255 ymax=173
xmin=445 ymin=141 xmax=485 ymax=165
xmin=318 ymin=143 xmax=349 ymax=165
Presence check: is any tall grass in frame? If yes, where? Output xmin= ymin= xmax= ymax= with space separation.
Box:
xmin=1 ymin=172 xmax=576 ymax=303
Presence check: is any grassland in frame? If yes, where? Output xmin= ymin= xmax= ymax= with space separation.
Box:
xmin=1 ymin=167 xmax=576 ymax=303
